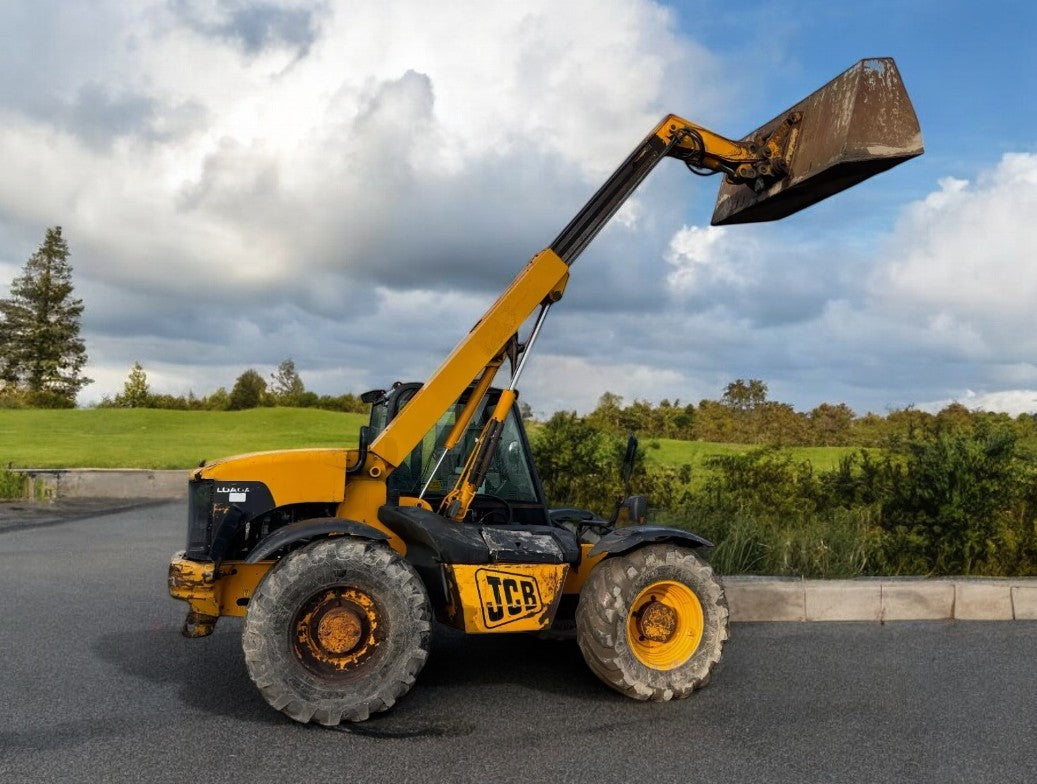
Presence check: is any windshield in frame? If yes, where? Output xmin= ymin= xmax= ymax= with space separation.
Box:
xmin=373 ymin=386 xmax=540 ymax=504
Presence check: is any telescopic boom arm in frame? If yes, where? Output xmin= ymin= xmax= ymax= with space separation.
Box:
xmin=368 ymin=114 xmax=796 ymax=479
xmin=363 ymin=58 xmax=923 ymax=522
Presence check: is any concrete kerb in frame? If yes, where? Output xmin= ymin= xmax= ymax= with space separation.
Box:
xmin=721 ymin=575 xmax=1037 ymax=622
xmin=12 ymin=468 xmax=188 ymax=501
xmin=8 ymin=469 xmax=1037 ymax=622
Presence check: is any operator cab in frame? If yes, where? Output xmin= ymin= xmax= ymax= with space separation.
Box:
xmin=365 ymin=382 xmax=551 ymax=526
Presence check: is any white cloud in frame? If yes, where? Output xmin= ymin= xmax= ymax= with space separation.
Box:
xmin=878 ymin=156 xmax=1037 ymax=336
xmin=613 ymin=198 xmax=644 ymax=230
xmin=1 ymin=1 xmax=709 ymax=296
xmin=919 ymin=389 xmax=1037 ymax=417
xmin=666 ymin=224 xmax=747 ymax=290
xmin=640 ymin=151 xmax=1037 ymax=415
xmin=852 ymin=152 xmax=1037 ymax=374
xmin=522 ymin=354 xmax=687 ymax=417
xmin=0 ymin=0 xmax=725 ymax=405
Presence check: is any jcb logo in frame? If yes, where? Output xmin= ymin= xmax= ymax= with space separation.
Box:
xmin=475 ymin=568 xmax=544 ymax=628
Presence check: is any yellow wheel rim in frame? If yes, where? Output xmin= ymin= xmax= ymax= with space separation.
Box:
xmin=626 ymin=580 xmax=704 ymax=670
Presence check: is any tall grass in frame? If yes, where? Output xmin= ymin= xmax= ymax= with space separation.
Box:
xmin=654 ymin=506 xmax=884 ymax=578
xmin=643 ymin=438 xmax=863 ymax=474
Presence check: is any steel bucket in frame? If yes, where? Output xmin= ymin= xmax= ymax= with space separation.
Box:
xmin=711 ymin=57 xmax=923 ymax=225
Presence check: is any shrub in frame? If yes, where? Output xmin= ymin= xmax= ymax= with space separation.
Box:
xmin=531 ymin=411 xmax=630 ymax=516
xmin=0 ymin=469 xmax=26 ymax=500
xmin=877 ymin=423 xmax=1037 ymax=575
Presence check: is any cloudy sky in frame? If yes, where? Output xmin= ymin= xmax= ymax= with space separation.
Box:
xmin=1 ymin=0 xmax=1035 ymax=417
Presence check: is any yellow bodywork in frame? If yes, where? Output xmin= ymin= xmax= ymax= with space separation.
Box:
xmin=196 ymin=448 xmax=350 ymax=504
xmin=563 ymin=544 xmax=606 ymax=593
xmin=193 ymin=447 xmax=403 ymax=552
xmin=174 ymin=446 xmax=605 ymax=630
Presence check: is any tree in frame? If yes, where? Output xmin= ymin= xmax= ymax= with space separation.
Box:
xmin=618 ymin=399 xmax=653 ymax=434
xmin=0 ymin=226 xmax=90 ymax=406
xmin=228 ymin=369 xmax=267 ymax=410
xmin=269 ymin=358 xmax=305 ymax=406
xmin=809 ymin=402 xmax=855 ymax=446
xmin=755 ymin=401 xmax=808 ymax=445
xmin=722 ymin=379 xmax=768 ymax=411
xmin=694 ymin=399 xmax=737 ymax=442
xmin=585 ymin=391 xmax=624 ymax=433
xmin=114 ymin=361 xmax=152 ymax=407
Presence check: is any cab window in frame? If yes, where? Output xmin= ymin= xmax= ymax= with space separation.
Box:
xmin=382 ymin=388 xmax=540 ymax=505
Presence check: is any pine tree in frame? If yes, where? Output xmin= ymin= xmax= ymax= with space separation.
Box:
xmin=0 ymin=227 xmax=91 ymax=407
xmin=115 ymin=361 xmax=151 ymax=408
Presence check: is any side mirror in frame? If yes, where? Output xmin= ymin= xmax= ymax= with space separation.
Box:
xmin=360 ymin=389 xmax=386 ymax=405
xmin=616 ymin=495 xmax=648 ymax=527
xmin=610 ymin=434 xmax=644 ymax=526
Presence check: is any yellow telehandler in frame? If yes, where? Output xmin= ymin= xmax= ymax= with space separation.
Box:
xmin=169 ymin=58 xmax=922 ymax=724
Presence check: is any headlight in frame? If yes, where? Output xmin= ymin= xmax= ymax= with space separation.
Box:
xmin=185 ymin=479 xmax=215 ymax=559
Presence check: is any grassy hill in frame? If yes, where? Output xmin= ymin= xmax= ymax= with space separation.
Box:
xmin=0 ymin=408 xmax=367 ymax=469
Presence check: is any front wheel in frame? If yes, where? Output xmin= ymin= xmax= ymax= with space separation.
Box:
xmin=242 ymin=537 xmax=431 ymax=725
xmin=576 ymin=543 xmax=728 ymax=701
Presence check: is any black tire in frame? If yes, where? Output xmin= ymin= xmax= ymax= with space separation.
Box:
xmin=575 ymin=543 xmax=728 ymax=701
xmin=242 ymin=537 xmax=431 ymax=725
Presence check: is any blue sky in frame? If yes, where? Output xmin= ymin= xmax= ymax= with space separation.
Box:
xmin=686 ymin=1 xmax=1033 ymax=168
xmin=0 ymin=1 xmax=1035 ymax=417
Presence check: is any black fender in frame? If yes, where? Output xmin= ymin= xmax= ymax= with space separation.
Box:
xmin=587 ymin=525 xmax=713 ymax=558
xmin=244 ymin=517 xmax=389 ymax=563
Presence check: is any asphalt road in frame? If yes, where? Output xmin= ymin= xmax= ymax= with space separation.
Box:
xmin=1 ymin=502 xmax=1035 ymax=784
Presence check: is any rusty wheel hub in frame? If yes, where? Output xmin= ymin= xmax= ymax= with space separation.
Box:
xmin=292 ymin=587 xmax=381 ymax=678
xmin=316 ymin=606 xmax=364 ymax=654
xmin=636 ymin=599 xmax=678 ymax=643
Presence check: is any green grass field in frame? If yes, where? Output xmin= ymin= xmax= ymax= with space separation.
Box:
xmin=643 ymin=437 xmax=863 ymax=472
xmin=1 ymin=408 xmax=865 ymax=471
xmin=0 ymin=408 xmax=367 ymax=469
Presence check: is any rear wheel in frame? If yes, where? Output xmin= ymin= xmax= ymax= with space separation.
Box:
xmin=242 ymin=537 xmax=431 ymax=725
xmin=576 ymin=543 xmax=728 ymax=700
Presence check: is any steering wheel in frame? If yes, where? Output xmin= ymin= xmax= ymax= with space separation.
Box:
xmin=471 ymin=493 xmax=513 ymax=525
